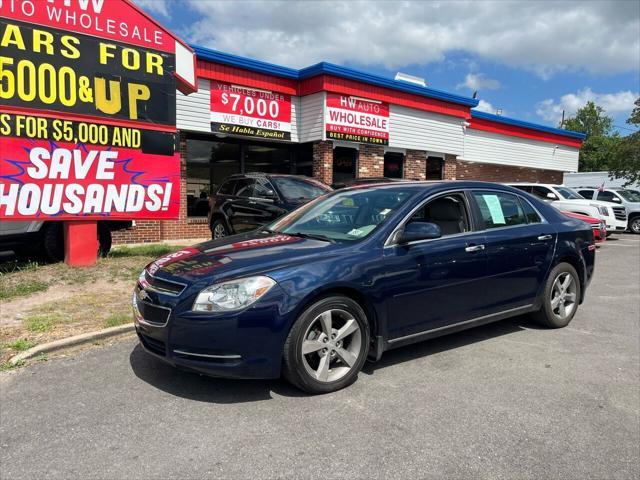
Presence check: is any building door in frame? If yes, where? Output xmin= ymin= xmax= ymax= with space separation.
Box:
xmin=333 ymin=147 xmax=358 ymax=186
xmin=384 ymin=152 xmax=404 ymax=178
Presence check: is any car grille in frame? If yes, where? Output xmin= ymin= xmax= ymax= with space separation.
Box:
xmin=134 ymin=286 xmax=171 ymax=326
xmin=138 ymin=332 xmax=166 ymax=356
xmin=144 ymin=271 xmax=186 ymax=296
xmin=612 ymin=206 xmax=627 ymax=221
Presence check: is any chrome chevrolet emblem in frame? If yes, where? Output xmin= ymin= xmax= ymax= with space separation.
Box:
xmin=137 ymin=289 xmax=150 ymax=302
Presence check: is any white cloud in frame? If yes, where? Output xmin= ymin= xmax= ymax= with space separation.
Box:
xmin=457 ymin=73 xmax=501 ymax=91
xmin=148 ymin=0 xmax=640 ymax=78
xmin=135 ymin=0 xmax=169 ymax=17
xmin=473 ymin=100 xmax=506 ymax=115
xmin=536 ymin=88 xmax=638 ymax=123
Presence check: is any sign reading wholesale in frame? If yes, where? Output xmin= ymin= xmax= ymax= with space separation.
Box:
xmin=325 ymin=93 xmax=389 ymax=145
xmin=211 ymin=82 xmax=292 ymax=140
xmin=0 ymin=0 xmax=196 ymax=220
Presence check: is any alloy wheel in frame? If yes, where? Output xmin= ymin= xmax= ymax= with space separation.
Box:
xmin=213 ymin=223 xmax=227 ymax=239
xmin=300 ymin=309 xmax=362 ymax=383
xmin=631 ymin=218 xmax=640 ymax=234
xmin=550 ymin=272 xmax=577 ymax=320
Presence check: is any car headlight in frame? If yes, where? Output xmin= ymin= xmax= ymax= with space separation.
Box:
xmin=192 ymin=276 xmax=276 ymax=312
xmin=590 ymin=204 xmax=609 ymax=216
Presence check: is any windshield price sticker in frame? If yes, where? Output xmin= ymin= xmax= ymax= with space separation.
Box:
xmin=210 ymin=82 xmax=292 ymax=140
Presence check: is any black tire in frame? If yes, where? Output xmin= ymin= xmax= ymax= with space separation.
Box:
xmin=629 ymin=216 xmax=640 ymax=235
xmin=42 ymin=223 xmax=64 ymax=262
xmin=282 ymin=296 xmax=370 ymax=394
xmin=98 ymin=224 xmax=112 ymax=257
xmin=532 ymin=262 xmax=581 ymax=328
xmin=210 ymin=218 xmax=229 ymax=239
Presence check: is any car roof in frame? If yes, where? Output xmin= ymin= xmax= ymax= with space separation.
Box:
xmin=339 ymin=180 xmax=530 ymax=192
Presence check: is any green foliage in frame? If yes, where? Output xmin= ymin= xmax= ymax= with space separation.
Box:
xmin=104 ymin=313 xmax=131 ymax=328
xmin=109 ymin=244 xmax=187 ymax=258
xmin=24 ymin=315 xmax=55 ymax=333
xmin=0 ymin=280 xmax=49 ymax=301
xmin=6 ymin=339 xmax=37 ymax=352
xmin=608 ymin=98 xmax=640 ymax=186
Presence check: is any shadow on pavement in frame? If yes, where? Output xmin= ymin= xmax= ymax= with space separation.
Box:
xmin=130 ymin=314 xmax=539 ymax=402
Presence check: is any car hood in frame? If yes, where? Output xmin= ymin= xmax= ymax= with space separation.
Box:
xmin=146 ymin=231 xmax=341 ymax=286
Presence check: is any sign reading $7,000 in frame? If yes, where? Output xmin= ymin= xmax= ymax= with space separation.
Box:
xmin=0 ymin=18 xmax=175 ymax=125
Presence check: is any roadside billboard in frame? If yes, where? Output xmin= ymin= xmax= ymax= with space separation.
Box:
xmin=325 ymin=93 xmax=389 ymax=145
xmin=0 ymin=0 xmax=196 ymax=220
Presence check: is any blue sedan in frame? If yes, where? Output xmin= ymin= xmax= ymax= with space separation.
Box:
xmin=133 ymin=181 xmax=595 ymax=393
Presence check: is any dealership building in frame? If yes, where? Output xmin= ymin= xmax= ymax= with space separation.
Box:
xmin=113 ymin=45 xmax=585 ymax=244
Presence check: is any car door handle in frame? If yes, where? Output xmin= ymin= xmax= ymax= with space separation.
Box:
xmin=537 ymin=234 xmax=553 ymax=241
xmin=465 ymin=244 xmax=485 ymax=252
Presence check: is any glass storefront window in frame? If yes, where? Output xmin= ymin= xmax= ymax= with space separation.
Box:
xmin=384 ymin=152 xmax=404 ymax=178
xmin=245 ymin=144 xmax=291 ymax=174
xmin=426 ymin=156 xmax=443 ymax=180
xmin=333 ymin=147 xmax=358 ymax=186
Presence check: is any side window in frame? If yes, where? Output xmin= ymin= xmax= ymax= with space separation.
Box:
xmin=596 ymin=191 xmax=616 ymax=202
xmin=235 ymin=179 xmax=256 ymax=198
xmin=473 ymin=191 xmax=527 ymax=229
xmin=578 ymin=190 xmax=594 ymax=199
xmin=519 ymin=197 xmax=542 ymax=224
xmin=217 ymin=180 xmax=236 ymax=195
xmin=530 ymin=186 xmax=553 ymax=200
xmin=408 ymin=193 xmax=470 ymax=236
xmin=252 ymin=179 xmax=278 ymax=200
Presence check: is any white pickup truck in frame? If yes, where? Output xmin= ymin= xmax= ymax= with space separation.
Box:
xmin=508 ymin=183 xmax=628 ymax=235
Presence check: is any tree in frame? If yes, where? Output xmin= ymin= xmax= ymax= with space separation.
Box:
xmin=561 ymin=101 xmax=621 ymax=172
xmin=608 ymin=97 xmax=640 ymax=186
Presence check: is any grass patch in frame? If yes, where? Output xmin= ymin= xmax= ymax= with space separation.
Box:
xmin=0 ymin=280 xmax=48 ymax=301
xmin=109 ymin=244 xmax=187 ymax=258
xmin=24 ymin=315 xmax=56 ymax=333
xmin=0 ymin=359 xmax=24 ymax=371
xmin=0 ymin=259 xmax=43 ymax=275
xmin=104 ymin=313 xmax=131 ymax=328
xmin=6 ymin=338 xmax=37 ymax=352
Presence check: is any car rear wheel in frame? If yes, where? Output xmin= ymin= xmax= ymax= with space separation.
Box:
xmin=533 ymin=262 xmax=581 ymax=328
xmin=210 ymin=219 xmax=229 ymax=239
xmin=629 ymin=217 xmax=640 ymax=234
xmin=283 ymin=296 xmax=370 ymax=394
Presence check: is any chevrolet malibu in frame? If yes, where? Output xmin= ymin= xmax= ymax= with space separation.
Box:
xmin=133 ymin=181 xmax=595 ymax=394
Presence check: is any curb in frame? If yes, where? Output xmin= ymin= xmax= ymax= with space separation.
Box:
xmin=9 ymin=323 xmax=135 ymax=365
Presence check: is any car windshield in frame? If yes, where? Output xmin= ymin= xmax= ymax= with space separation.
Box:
xmin=554 ymin=186 xmax=584 ymax=200
xmin=271 ymin=177 xmax=330 ymax=200
xmin=617 ymin=189 xmax=640 ymax=202
xmin=266 ymin=187 xmax=415 ymax=242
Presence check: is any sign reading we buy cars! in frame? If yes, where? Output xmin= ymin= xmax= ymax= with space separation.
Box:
xmin=0 ymin=0 xmax=195 ymax=220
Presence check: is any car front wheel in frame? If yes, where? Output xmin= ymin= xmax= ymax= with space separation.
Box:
xmin=629 ymin=217 xmax=640 ymax=234
xmin=283 ymin=296 xmax=370 ymax=394
xmin=210 ymin=218 xmax=229 ymax=239
xmin=533 ymin=262 xmax=581 ymax=328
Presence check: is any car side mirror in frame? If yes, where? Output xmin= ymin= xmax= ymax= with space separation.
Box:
xmin=612 ymin=197 xmax=621 ymax=203
xmin=398 ymin=222 xmax=442 ymax=243
xmin=546 ymin=192 xmax=558 ymax=200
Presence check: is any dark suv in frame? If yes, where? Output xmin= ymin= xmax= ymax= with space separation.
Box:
xmin=208 ymin=173 xmax=332 ymax=238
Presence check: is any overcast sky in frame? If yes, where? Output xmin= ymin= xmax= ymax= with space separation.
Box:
xmin=138 ymin=0 xmax=640 ymax=134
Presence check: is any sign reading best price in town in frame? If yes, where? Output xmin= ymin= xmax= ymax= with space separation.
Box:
xmin=0 ymin=0 xmax=196 ymax=221
xmin=325 ymin=93 xmax=389 ymax=145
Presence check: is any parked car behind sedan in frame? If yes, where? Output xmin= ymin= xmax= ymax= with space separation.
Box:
xmin=208 ymin=173 xmax=332 ymax=239
xmin=576 ymin=187 xmax=640 ymax=234
xmin=135 ymin=181 xmax=595 ymax=394
xmin=562 ymin=211 xmax=606 ymax=243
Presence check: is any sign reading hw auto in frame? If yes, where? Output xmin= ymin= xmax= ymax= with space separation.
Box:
xmin=210 ymin=82 xmax=292 ymax=140
xmin=0 ymin=0 xmax=196 ymax=220
xmin=325 ymin=93 xmax=389 ymax=145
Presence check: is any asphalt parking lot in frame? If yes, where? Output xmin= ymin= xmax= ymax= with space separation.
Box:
xmin=1 ymin=235 xmax=639 ymax=479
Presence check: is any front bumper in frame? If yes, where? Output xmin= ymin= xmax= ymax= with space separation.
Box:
xmin=132 ymin=286 xmax=292 ymax=379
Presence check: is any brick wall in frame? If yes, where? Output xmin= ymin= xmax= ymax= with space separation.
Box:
xmin=443 ymin=154 xmax=458 ymax=180
xmin=312 ymin=141 xmax=333 ymax=185
xmin=112 ymin=132 xmax=210 ymax=245
xmin=358 ymin=144 xmax=384 ymax=178
xmin=451 ymin=158 xmax=563 ymax=183
xmin=404 ymin=150 xmax=427 ymax=180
